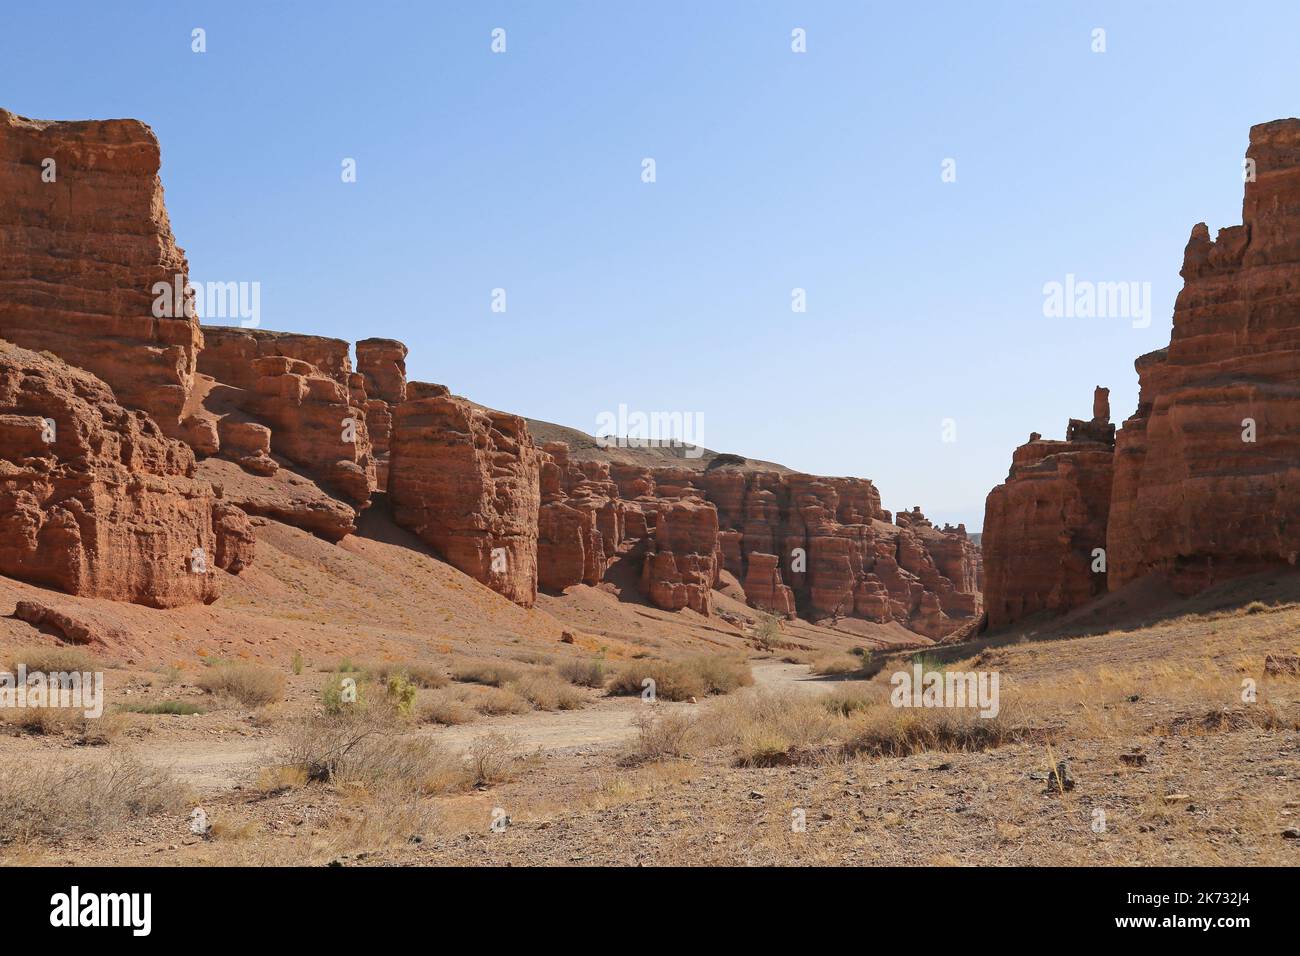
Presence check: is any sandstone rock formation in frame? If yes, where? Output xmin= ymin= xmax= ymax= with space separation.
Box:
xmin=0 ymin=108 xmax=981 ymax=633
xmin=197 ymin=327 xmax=376 ymax=506
xmin=0 ymin=342 xmax=250 ymax=607
xmin=537 ymin=441 xmax=623 ymax=592
xmin=982 ymin=388 xmax=1115 ymax=630
xmin=356 ymin=337 xmax=407 ymax=489
xmin=0 ymin=109 xmax=202 ymax=438
xmin=389 ymin=385 xmax=540 ymax=607
xmin=1108 ymin=119 xmax=1300 ymax=593
xmin=985 ymin=118 xmax=1300 ymax=630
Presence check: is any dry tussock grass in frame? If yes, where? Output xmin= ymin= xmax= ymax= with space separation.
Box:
xmin=622 ymin=709 xmax=695 ymax=764
xmin=607 ymin=656 xmax=752 ymax=701
xmin=8 ymin=645 xmax=96 ymax=674
xmin=0 ymin=756 xmax=186 ymax=845
xmin=197 ymin=663 xmax=284 ymax=707
xmin=555 ymin=657 xmax=607 ymax=688
xmin=368 ymin=661 xmax=448 ymax=689
xmin=0 ymin=707 xmax=126 ymax=745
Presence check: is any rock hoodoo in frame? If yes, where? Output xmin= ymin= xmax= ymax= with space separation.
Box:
xmin=982 ymin=388 xmax=1115 ymax=630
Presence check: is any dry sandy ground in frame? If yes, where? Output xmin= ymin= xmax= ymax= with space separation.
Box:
xmin=0 ymin=512 xmax=1297 ymax=867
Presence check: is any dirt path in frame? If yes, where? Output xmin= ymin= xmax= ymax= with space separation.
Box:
xmin=139 ymin=662 xmax=858 ymax=791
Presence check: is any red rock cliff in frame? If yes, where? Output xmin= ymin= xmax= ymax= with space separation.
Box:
xmin=0 ymin=341 xmax=251 ymax=607
xmin=1108 ymin=119 xmax=1300 ymax=593
xmin=0 ymin=109 xmax=202 ymax=438
xmin=986 ymin=118 xmax=1300 ymax=629
xmin=982 ymin=389 xmax=1115 ymax=630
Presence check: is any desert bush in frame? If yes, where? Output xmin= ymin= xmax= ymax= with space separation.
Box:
xmin=556 ymin=657 xmax=606 ymax=688
xmin=120 ymin=699 xmax=205 ymax=716
xmin=369 ymin=660 xmax=448 ymax=689
xmin=506 ymin=672 xmax=585 ymax=711
xmin=0 ymin=706 xmax=125 ymax=745
xmin=0 ymin=707 xmax=79 ymax=736
xmin=418 ymin=690 xmax=477 ymax=726
xmin=695 ymin=689 xmax=841 ymax=766
xmin=384 ymin=673 xmax=418 ymax=717
xmin=684 ymin=655 xmax=753 ymax=695
xmin=452 ymin=661 xmax=523 ymax=688
xmin=320 ymin=672 xmax=367 ymax=714
xmin=752 ymin=613 xmax=782 ymax=650
xmin=625 ymin=710 xmax=695 ymax=763
xmin=0 ymin=756 xmax=185 ymax=845
xmin=810 ymin=653 xmax=861 ymax=676
xmin=456 ymin=684 xmax=531 ymax=716
xmin=466 ymin=732 xmax=518 ymax=787
xmin=843 ymin=703 xmax=1026 ymax=757
xmin=607 ymin=660 xmax=706 ymax=702
xmin=197 ymin=664 xmax=284 ymax=707
xmin=278 ymin=710 xmax=467 ymax=795
xmin=291 ymin=650 xmax=304 ymax=675
xmin=821 ymin=684 xmax=885 ymax=718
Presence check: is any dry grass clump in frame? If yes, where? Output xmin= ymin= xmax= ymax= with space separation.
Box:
xmin=505 ymin=671 xmax=586 ymax=711
xmin=369 ymin=661 xmax=448 ymax=689
xmin=820 ymin=683 xmax=888 ymax=718
xmin=418 ymin=690 xmax=478 ymax=726
xmin=608 ymin=656 xmax=753 ymax=701
xmin=9 ymin=645 xmax=95 ymax=674
xmin=466 ymin=732 xmax=518 ymax=787
xmin=556 ymin=657 xmax=607 ymax=688
xmin=0 ymin=707 xmax=126 ymax=745
xmin=607 ymin=660 xmax=705 ymax=701
xmin=451 ymin=660 xmax=524 ymax=688
xmin=842 ymin=703 xmax=1029 ymax=758
xmin=447 ymin=683 xmax=531 ymax=716
xmin=684 ymin=655 xmax=753 ymax=695
xmin=695 ymin=689 xmax=841 ymax=766
xmin=810 ymin=653 xmax=862 ymax=677
xmin=810 ymin=651 xmax=886 ymax=680
xmin=278 ymin=710 xmax=467 ymax=795
xmin=197 ymin=663 xmax=284 ymax=707
xmin=0 ymin=756 xmax=185 ymax=845
xmin=623 ymin=710 xmax=695 ymax=764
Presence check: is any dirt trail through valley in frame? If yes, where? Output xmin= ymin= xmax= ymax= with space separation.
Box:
xmin=136 ymin=662 xmax=862 ymax=791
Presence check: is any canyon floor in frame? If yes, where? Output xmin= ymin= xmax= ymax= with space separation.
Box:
xmin=0 ymin=510 xmax=1297 ymax=867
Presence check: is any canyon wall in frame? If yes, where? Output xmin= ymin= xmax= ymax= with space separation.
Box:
xmin=0 ymin=341 xmax=251 ymax=607
xmin=982 ymin=388 xmax=1115 ymax=630
xmin=0 ymin=109 xmax=202 ymax=439
xmin=985 ymin=118 xmax=1300 ymax=629
xmin=0 ymin=107 xmax=980 ymax=636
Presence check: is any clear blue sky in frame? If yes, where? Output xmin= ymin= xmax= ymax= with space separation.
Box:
xmin=4 ymin=1 xmax=1297 ymax=529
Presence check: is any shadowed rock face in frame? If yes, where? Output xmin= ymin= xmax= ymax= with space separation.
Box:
xmin=982 ymin=389 xmax=1115 ymax=631
xmin=1108 ymin=119 xmax=1300 ymax=593
xmin=0 ymin=342 xmax=251 ymax=607
xmin=0 ymin=109 xmax=201 ymax=437
xmin=355 ymin=337 xmax=407 ymax=489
